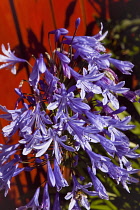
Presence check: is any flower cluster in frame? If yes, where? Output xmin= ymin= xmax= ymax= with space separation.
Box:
xmin=0 ymin=18 xmax=140 ymax=209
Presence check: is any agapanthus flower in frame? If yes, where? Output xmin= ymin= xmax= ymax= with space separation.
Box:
xmin=86 ymin=147 xmax=111 ymax=175
xmin=47 ymin=83 xmax=90 ymax=118
xmin=19 ymin=129 xmax=48 ymax=155
xmin=0 ymin=43 xmax=26 ymax=74
xmin=0 ymin=103 xmax=28 ymax=138
xmin=52 ymin=193 xmax=61 ymax=210
xmin=56 ymin=51 xmax=71 ymax=78
xmin=16 ymin=187 xmax=40 ymax=210
xmin=0 ymin=155 xmax=23 ymax=196
xmin=63 ymin=22 xmax=107 ymax=52
xmin=34 ymin=127 xmax=75 ymax=162
xmin=49 ymin=28 xmax=68 ymax=42
xmin=0 ymin=143 xmax=19 ymax=164
xmin=29 ymin=54 xmax=47 ymax=91
xmin=46 ymin=155 xmax=56 ymax=187
xmin=65 ymin=175 xmax=97 ymax=210
xmin=87 ymin=167 xmax=109 ymax=200
xmin=75 ymin=17 xmax=81 ymax=29
xmin=54 ymin=158 xmax=69 ymax=191
xmin=40 ymin=183 xmax=50 ymax=210
xmin=0 ymin=18 xmax=139 ymax=210
xmin=109 ymin=57 xmax=134 ymax=75
xmin=70 ymin=67 xmax=103 ymax=99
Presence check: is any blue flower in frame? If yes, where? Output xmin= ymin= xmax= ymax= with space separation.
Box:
xmin=53 ymin=193 xmax=61 ymax=210
xmin=64 ymin=23 xmax=107 ymax=53
xmin=97 ymin=134 xmax=116 ymax=157
xmin=126 ymin=145 xmax=140 ymax=159
xmin=85 ymin=110 xmax=110 ymax=131
xmin=0 ymin=103 xmax=27 ymax=121
xmin=86 ymin=148 xmax=111 ymax=174
xmin=33 ymin=129 xmax=53 ymax=158
xmin=107 ymin=81 xmax=129 ymax=94
xmin=0 ymin=19 xmax=139 ymax=209
xmin=63 ymin=114 xmax=88 ymax=149
xmin=109 ymin=58 xmax=134 ymax=75
xmin=70 ymin=67 xmax=103 ymax=99
xmin=108 ymin=116 xmax=135 ymax=131
xmin=44 ymin=66 xmax=59 ymax=94
xmin=97 ymin=79 xmax=129 ymax=109
xmin=0 ymin=143 xmax=19 ymax=165
xmin=0 ymin=155 xmax=23 ymax=196
xmin=56 ymin=51 xmax=71 ymax=78
xmin=45 ymin=154 xmax=56 ymax=187
xmin=20 ymin=102 xmax=52 ymax=135
xmin=87 ymin=167 xmax=109 ymax=200
xmin=65 ymin=175 xmax=97 ymax=210
xmin=103 ymin=89 xmax=120 ymax=109
xmin=47 ymin=84 xmax=90 ymax=118
xmin=103 ymin=161 xmax=139 ymax=192
xmin=49 ymin=28 xmax=68 ymax=42
xmin=0 ymin=103 xmax=28 ymax=138
xmin=40 ymin=183 xmax=50 ymax=210
xmin=29 ymin=54 xmax=47 ymax=91
xmin=0 ymin=102 xmax=52 ymax=140
xmin=19 ymin=129 xmax=48 ymax=155
xmin=34 ymin=128 xmax=75 ymax=162
xmin=16 ymin=187 xmax=40 ymax=210
xmin=0 ymin=44 xmax=26 ymax=74
xmin=75 ymin=18 xmax=81 ymax=29
xmin=54 ymin=159 xmax=68 ymax=191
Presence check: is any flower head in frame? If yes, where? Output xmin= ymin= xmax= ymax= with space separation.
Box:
xmin=0 ymin=18 xmax=139 ymax=210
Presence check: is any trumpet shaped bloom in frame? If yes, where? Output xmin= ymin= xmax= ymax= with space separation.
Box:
xmin=16 ymin=187 xmax=40 ymax=210
xmin=0 ymin=44 xmax=26 ymax=74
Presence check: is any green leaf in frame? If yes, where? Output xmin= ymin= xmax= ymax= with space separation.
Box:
xmin=112 ymin=186 xmax=121 ymax=197
xmin=90 ymin=199 xmax=104 ymax=205
xmin=90 ymin=204 xmax=113 ymax=210
xmin=104 ymin=200 xmax=118 ymax=210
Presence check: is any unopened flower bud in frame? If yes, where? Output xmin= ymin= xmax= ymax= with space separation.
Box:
xmin=75 ymin=17 xmax=81 ymax=29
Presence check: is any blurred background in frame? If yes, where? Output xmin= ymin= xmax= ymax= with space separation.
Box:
xmin=0 ymin=0 xmax=140 ymax=209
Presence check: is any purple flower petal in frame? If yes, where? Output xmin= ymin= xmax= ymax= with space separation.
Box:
xmin=41 ymin=183 xmax=50 ymax=209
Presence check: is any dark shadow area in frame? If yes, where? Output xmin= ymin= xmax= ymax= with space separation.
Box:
xmin=64 ymin=0 xmax=78 ymax=28
xmin=0 ymin=191 xmax=16 ymax=210
xmin=27 ymin=26 xmax=47 ymax=58
xmin=85 ymin=21 xmax=96 ymax=35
